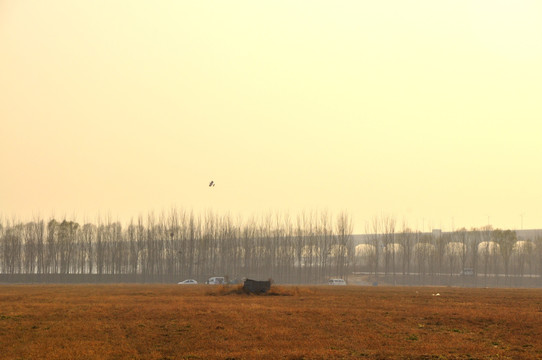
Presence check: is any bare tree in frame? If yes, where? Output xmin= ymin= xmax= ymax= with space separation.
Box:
xmin=382 ymin=215 xmax=396 ymax=278
xmin=397 ymin=222 xmax=414 ymax=276
xmin=366 ymin=216 xmax=381 ymax=277
xmin=46 ymin=219 xmax=58 ymax=274
xmin=335 ymin=212 xmax=353 ymax=280
xmin=493 ymin=229 xmax=517 ymax=279
xmin=82 ymin=223 xmax=96 ymax=274
xmin=2 ymin=224 xmax=22 ymax=274
xmin=415 ymin=234 xmax=434 ymax=277
xmin=57 ymin=220 xmax=79 ymax=275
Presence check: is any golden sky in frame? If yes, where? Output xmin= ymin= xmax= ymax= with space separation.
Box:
xmin=1 ymin=1 xmax=542 ymax=233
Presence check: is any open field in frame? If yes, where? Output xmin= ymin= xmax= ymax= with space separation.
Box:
xmin=1 ymin=285 xmax=542 ymax=359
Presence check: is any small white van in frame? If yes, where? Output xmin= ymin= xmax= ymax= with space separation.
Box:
xmin=328 ymin=278 xmax=347 ymax=285
xmin=206 ymin=276 xmax=225 ymax=285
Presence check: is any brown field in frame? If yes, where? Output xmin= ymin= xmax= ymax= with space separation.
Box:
xmin=1 ymin=285 xmax=542 ymax=359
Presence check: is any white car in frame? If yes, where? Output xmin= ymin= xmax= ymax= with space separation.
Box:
xmin=328 ymin=278 xmax=347 ymax=285
xmin=177 ymin=279 xmax=198 ymax=285
xmin=206 ymin=276 xmax=225 ymax=285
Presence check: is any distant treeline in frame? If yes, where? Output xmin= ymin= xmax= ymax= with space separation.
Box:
xmin=1 ymin=211 xmax=542 ymax=285
xmin=0 ymin=210 xmax=353 ymax=284
xmin=360 ymin=220 xmax=542 ymax=287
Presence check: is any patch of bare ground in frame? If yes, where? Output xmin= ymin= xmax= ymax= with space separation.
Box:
xmin=1 ymin=285 xmax=542 ymax=359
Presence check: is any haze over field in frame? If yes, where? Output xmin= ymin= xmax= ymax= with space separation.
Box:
xmin=2 ymin=1 xmax=542 ymax=233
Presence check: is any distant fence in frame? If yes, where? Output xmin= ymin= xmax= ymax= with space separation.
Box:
xmin=3 ymin=273 xmax=542 ymax=288
xmin=0 ymin=274 xmax=180 ymax=284
xmin=351 ymin=273 xmax=542 ymax=288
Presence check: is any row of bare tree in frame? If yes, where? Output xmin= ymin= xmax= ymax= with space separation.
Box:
xmin=360 ymin=217 xmax=542 ymax=282
xmin=0 ymin=210 xmax=353 ymax=283
xmin=1 ymin=212 xmax=541 ymax=284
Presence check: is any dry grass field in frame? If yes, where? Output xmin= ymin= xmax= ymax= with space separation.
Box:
xmin=1 ymin=284 xmax=542 ymax=359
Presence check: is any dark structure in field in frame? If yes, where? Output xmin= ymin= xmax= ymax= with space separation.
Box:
xmin=243 ymin=279 xmax=271 ymax=294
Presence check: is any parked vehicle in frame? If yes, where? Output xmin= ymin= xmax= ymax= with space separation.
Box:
xmin=328 ymin=278 xmax=347 ymax=285
xmin=177 ymin=279 xmax=198 ymax=285
xmin=206 ymin=276 xmax=226 ymax=285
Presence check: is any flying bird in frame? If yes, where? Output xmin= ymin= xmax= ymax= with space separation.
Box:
xmin=209 ymin=181 xmax=215 ymax=187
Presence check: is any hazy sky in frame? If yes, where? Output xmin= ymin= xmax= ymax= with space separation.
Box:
xmin=2 ymin=1 xmax=542 ymax=233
